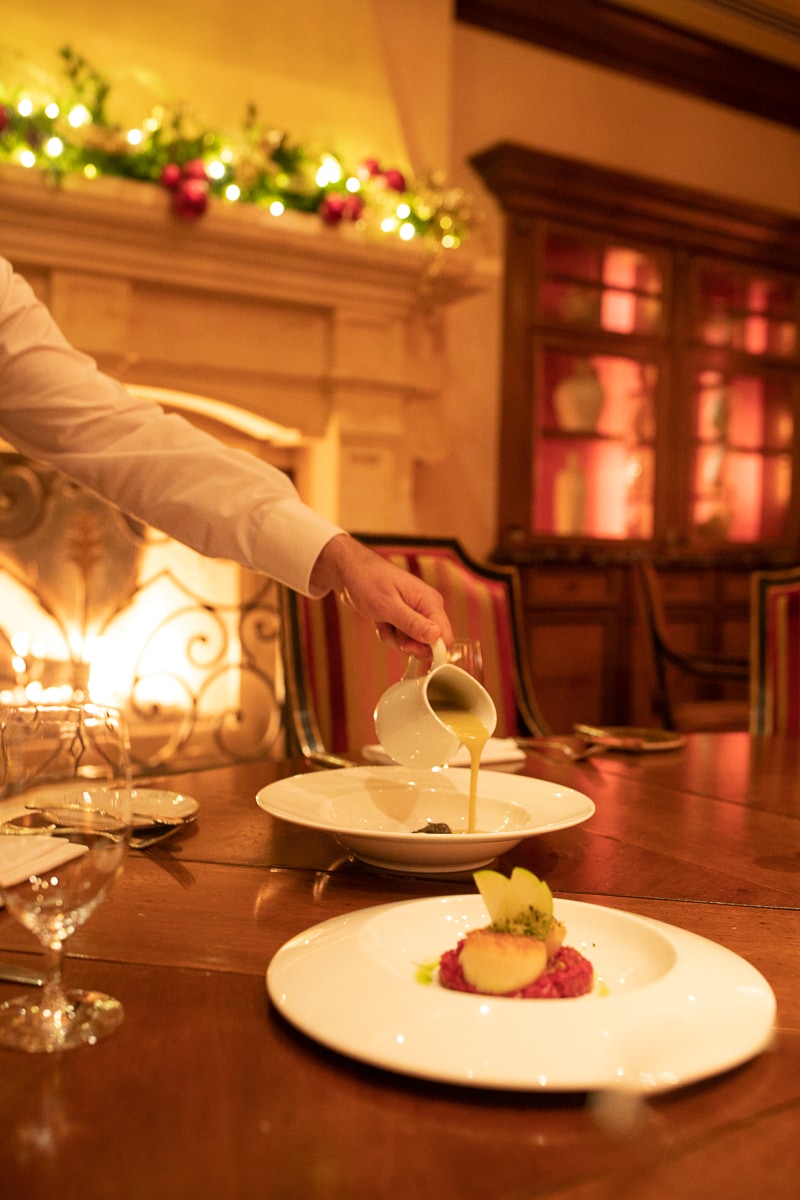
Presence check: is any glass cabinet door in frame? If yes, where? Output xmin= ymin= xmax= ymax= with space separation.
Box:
xmin=689 ymin=261 xmax=799 ymax=545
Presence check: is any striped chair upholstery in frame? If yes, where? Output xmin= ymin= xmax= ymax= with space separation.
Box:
xmin=281 ymin=536 xmax=551 ymax=756
xmin=750 ymin=565 xmax=800 ymax=734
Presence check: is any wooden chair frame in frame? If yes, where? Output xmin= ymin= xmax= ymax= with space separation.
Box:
xmin=634 ymin=560 xmax=749 ymax=730
xmin=750 ymin=563 xmax=800 ymax=735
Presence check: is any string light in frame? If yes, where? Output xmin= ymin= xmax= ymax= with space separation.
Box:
xmin=67 ymin=103 xmax=90 ymax=127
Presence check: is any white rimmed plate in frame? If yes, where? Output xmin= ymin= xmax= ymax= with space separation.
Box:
xmin=267 ymin=895 xmax=776 ymax=1093
xmin=255 ymin=766 xmax=595 ymax=873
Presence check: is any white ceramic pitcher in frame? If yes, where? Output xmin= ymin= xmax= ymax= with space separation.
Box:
xmin=373 ymin=639 xmax=497 ymax=768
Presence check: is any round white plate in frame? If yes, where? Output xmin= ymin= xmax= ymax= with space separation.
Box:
xmin=256 ymin=766 xmax=595 ymax=873
xmin=130 ymin=788 xmax=199 ymax=826
xmin=267 ymin=895 xmax=776 ymax=1093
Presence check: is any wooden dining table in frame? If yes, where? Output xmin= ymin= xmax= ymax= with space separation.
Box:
xmin=0 ymin=731 xmax=798 ymax=1200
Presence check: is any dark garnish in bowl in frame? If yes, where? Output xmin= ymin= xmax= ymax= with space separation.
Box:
xmin=413 ymin=822 xmax=453 ymax=835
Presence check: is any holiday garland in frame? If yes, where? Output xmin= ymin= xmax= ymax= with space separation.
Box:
xmin=0 ymin=46 xmax=473 ymax=247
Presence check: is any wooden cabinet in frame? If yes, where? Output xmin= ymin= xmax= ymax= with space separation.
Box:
xmin=472 ymin=144 xmax=800 ymax=729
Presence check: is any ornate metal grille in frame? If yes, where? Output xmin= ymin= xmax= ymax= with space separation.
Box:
xmin=0 ymin=452 xmax=285 ymax=774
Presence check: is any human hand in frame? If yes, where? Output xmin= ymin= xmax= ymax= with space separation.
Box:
xmin=310 ymin=535 xmax=453 ymax=658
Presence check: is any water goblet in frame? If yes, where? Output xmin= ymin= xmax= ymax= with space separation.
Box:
xmin=448 ymin=639 xmax=484 ymax=683
xmin=0 ymin=703 xmax=133 ymax=1052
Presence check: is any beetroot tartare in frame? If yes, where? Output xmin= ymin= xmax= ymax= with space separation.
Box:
xmin=439 ymin=939 xmax=593 ymax=999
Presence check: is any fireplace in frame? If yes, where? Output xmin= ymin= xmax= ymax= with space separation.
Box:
xmin=0 ymin=166 xmax=480 ymax=771
xmin=0 ymin=400 xmax=291 ymax=774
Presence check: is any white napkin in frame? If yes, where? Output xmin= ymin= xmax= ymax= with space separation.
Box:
xmin=361 ymin=737 xmax=526 ymax=766
xmin=0 ymin=835 xmax=89 ymax=889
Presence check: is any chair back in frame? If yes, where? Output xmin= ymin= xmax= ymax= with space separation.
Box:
xmin=281 ymin=536 xmax=550 ymax=756
xmin=750 ymin=564 xmax=800 ymax=734
xmin=633 ymin=559 xmax=749 ymax=731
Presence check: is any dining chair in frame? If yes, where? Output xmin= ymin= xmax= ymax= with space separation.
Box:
xmin=750 ymin=564 xmax=800 ymax=734
xmin=633 ymin=559 xmax=749 ymax=731
xmin=280 ymin=535 xmax=552 ymax=757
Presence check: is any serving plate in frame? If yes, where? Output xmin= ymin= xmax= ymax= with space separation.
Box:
xmin=267 ymin=895 xmax=776 ymax=1093
xmin=256 ymin=766 xmax=595 ymax=874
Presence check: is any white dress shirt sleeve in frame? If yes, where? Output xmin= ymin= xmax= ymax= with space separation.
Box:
xmin=0 ymin=257 xmax=344 ymax=595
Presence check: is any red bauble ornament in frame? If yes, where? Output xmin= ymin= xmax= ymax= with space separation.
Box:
xmin=360 ymin=157 xmax=381 ymax=177
xmin=319 ymin=194 xmax=346 ymax=225
xmin=0 ymin=106 xmax=9 ymax=135
xmin=342 ymin=194 xmax=365 ymax=222
xmin=181 ymin=158 xmax=208 ymax=181
xmin=172 ymin=177 xmax=209 ymax=221
xmin=383 ymin=168 xmax=406 ymax=193
xmin=160 ymin=162 xmax=182 ymax=191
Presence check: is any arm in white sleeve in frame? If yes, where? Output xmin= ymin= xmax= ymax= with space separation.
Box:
xmin=0 ymin=257 xmax=344 ymax=595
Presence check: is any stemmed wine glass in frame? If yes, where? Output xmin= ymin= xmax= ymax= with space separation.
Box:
xmin=0 ymin=703 xmax=133 ymax=1052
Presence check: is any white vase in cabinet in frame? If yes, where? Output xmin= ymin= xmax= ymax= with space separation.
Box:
xmin=554 ymin=360 xmax=605 ymax=432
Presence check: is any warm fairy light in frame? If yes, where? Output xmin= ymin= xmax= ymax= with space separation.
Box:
xmin=315 ymin=154 xmax=342 ymax=187
xmin=67 ymin=103 xmax=90 ymax=127
xmin=17 ymin=97 xmax=33 ymax=117
xmin=45 ymin=101 xmax=59 ymax=119
xmin=143 ymin=116 xmax=160 ymax=133
xmin=399 ymin=222 xmax=415 ymax=241
xmin=381 ymin=217 xmax=398 ymax=233
xmin=18 ymin=149 xmax=36 ymax=168
xmin=44 ymin=137 xmax=63 ymax=157
xmin=127 ymin=128 xmax=143 ymax=146
xmin=220 ymin=148 xmax=233 ymax=163
xmin=442 ymin=234 xmax=457 ymax=249
xmin=269 ymin=200 xmax=285 ymax=216
xmin=84 ymin=163 xmax=97 ymax=178
xmin=346 ymin=176 xmax=360 ymax=192
xmin=224 ymin=183 xmax=240 ymax=201
xmin=207 ymin=160 xmax=226 ymax=180
xmin=396 ymin=202 xmax=411 ymax=218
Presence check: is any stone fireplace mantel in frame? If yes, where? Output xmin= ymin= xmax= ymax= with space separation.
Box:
xmin=0 ymin=165 xmax=483 ymax=530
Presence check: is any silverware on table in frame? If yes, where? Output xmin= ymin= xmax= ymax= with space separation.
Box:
xmin=0 ymin=961 xmax=44 ymax=987
xmin=0 ymin=811 xmax=196 ymax=846
xmin=515 ymin=738 xmax=607 ymax=763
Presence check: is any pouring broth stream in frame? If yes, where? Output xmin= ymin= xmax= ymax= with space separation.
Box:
xmin=430 ymin=684 xmax=491 ymax=831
